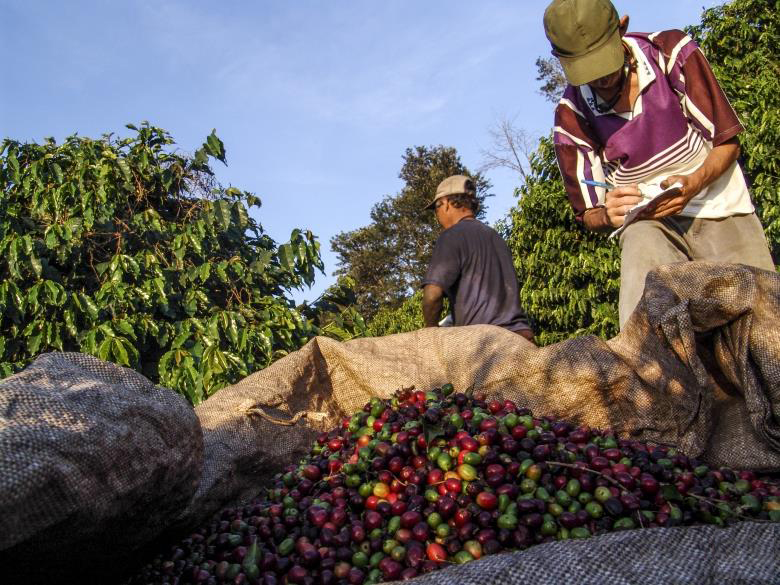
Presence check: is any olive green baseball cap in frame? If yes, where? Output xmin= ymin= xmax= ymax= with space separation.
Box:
xmin=543 ymin=0 xmax=624 ymax=86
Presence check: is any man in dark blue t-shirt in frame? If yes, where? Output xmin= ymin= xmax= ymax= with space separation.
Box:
xmin=421 ymin=175 xmax=534 ymax=342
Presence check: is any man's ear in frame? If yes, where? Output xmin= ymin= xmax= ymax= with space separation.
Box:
xmin=619 ymin=15 xmax=629 ymax=36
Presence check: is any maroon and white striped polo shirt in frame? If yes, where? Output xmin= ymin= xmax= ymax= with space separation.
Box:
xmin=553 ymin=30 xmax=754 ymax=222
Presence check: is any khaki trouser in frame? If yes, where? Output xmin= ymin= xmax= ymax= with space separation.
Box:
xmin=617 ymin=213 xmax=775 ymax=328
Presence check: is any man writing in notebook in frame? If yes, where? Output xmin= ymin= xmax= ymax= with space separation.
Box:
xmin=543 ymin=0 xmax=774 ymax=327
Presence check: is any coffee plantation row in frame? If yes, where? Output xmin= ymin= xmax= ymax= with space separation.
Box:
xmin=1 ymin=2 xmax=777 ymax=401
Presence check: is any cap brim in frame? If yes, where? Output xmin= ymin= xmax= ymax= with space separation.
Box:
xmin=558 ymin=29 xmax=624 ymax=86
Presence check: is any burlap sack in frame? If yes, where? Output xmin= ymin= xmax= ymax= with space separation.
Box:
xmin=186 ymin=262 xmax=780 ymax=531
xmin=390 ymin=521 xmax=780 ymax=584
xmin=4 ymin=261 xmax=779 ymax=584
xmin=0 ymin=352 xmax=203 ymax=583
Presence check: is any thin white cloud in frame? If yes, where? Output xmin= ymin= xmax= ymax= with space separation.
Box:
xmin=131 ymin=0 xmax=533 ymax=129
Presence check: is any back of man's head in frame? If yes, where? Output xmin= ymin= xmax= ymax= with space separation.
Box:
xmin=426 ymin=175 xmax=477 ymax=210
xmin=445 ymin=193 xmax=479 ymax=214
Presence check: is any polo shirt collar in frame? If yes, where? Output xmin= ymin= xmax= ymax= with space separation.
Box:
xmin=625 ymin=36 xmax=656 ymax=92
xmin=578 ymin=37 xmax=657 ymax=117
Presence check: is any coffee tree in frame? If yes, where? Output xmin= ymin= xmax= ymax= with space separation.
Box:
xmin=0 ymin=123 xmax=324 ymax=404
xmin=299 ymin=276 xmax=369 ymax=342
xmin=688 ymin=0 xmax=780 ymax=258
xmin=366 ymin=291 xmax=425 ymax=337
xmin=505 ymin=137 xmax=621 ymax=345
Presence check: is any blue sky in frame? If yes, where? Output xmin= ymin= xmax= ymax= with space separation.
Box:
xmin=1 ymin=0 xmax=720 ymax=303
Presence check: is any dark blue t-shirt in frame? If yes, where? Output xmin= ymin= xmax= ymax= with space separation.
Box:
xmin=422 ymin=219 xmax=531 ymax=333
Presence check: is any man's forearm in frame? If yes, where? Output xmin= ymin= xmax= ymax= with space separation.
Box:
xmin=518 ymin=329 xmax=536 ymax=344
xmin=649 ymin=138 xmax=741 ymax=218
xmin=689 ymin=138 xmax=740 ymax=191
xmin=582 ymin=207 xmax=612 ymax=232
xmin=422 ymin=286 xmax=444 ymax=327
xmin=422 ymin=297 xmax=443 ymax=327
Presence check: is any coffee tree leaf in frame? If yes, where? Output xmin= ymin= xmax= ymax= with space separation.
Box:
xmin=0 ymin=124 xmax=346 ymax=403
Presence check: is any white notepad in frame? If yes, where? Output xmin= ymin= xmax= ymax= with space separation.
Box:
xmin=609 ymin=182 xmax=683 ymax=239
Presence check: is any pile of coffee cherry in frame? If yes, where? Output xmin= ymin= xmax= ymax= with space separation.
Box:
xmin=131 ymin=384 xmax=780 ymax=585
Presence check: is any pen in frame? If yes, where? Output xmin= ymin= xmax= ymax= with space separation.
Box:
xmin=580 ymin=179 xmax=612 ymax=189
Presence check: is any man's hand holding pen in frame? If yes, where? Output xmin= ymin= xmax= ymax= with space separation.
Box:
xmin=581 ymin=179 xmax=642 ymax=228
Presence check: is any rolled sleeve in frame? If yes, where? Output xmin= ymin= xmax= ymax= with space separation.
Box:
xmin=553 ymin=96 xmax=606 ymax=222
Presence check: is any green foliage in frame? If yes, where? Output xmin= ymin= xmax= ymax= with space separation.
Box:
xmin=299 ymin=276 xmax=368 ymax=342
xmin=366 ymin=291 xmax=425 ymax=337
xmin=535 ymin=57 xmax=567 ymax=103
xmin=505 ymin=137 xmax=620 ymax=345
xmin=331 ymin=146 xmax=491 ymax=318
xmin=688 ymin=0 xmax=780 ymax=258
xmin=0 ymin=123 xmax=326 ymax=404
xmin=365 ymin=290 xmax=454 ymax=337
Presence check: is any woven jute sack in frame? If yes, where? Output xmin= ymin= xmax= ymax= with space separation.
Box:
xmin=390 ymin=521 xmax=780 ymax=585
xmin=184 ymin=261 xmax=780 ymax=534
xmin=0 ymin=352 xmax=203 ymax=584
